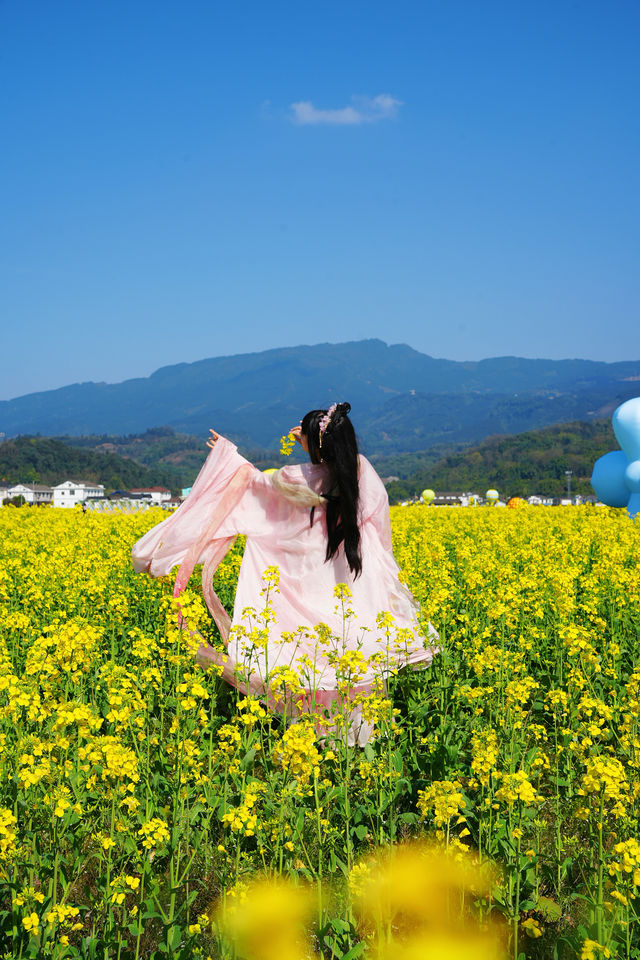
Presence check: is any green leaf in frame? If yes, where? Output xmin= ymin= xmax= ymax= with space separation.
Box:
xmin=329 ymin=853 xmax=350 ymax=878
xmin=340 ymin=944 xmax=367 ymax=959
xmin=396 ymin=812 xmax=418 ymax=826
xmin=537 ymin=896 xmax=563 ymax=921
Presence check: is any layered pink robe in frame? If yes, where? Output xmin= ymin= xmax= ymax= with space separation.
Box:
xmin=132 ymin=437 xmax=438 ymax=743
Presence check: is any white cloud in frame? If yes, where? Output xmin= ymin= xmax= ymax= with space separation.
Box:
xmin=290 ymin=94 xmax=403 ymax=126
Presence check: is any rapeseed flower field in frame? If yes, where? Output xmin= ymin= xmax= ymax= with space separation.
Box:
xmin=1 ymin=505 xmax=639 ymax=959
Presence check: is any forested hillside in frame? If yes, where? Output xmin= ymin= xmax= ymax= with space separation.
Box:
xmin=1 ymin=418 xmax=620 ymax=503
xmin=0 ymin=436 xmax=179 ymax=491
xmin=0 ymin=429 xmax=290 ymax=491
xmin=63 ymin=427 xmax=285 ymax=479
xmin=377 ymin=419 xmax=616 ymax=502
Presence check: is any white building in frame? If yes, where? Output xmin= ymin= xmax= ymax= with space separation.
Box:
xmin=53 ymin=480 xmax=105 ymax=508
xmin=432 ymin=491 xmax=483 ymax=507
xmin=7 ymin=483 xmax=54 ymax=505
xmin=129 ymin=487 xmax=172 ymax=503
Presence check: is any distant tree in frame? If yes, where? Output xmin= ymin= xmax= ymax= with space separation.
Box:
xmin=385 ymin=480 xmax=411 ymax=504
xmin=24 ymin=466 xmax=40 ymax=483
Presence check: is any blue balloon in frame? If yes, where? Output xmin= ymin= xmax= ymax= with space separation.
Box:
xmin=625 ymin=460 xmax=640 ymax=494
xmin=613 ymin=397 xmax=640 ymax=461
xmin=591 ymin=397 xmax=640 ymax=518
xmin=592 ymin=451 xmax=631 ymax=508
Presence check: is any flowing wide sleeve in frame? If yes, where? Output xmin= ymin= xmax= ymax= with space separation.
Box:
xmin=132 ymin=437 xmax=257 ymax=642
xmin=131 ymin=437 xmax=255 ymax=578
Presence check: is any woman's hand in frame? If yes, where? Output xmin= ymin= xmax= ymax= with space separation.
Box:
xmin=290 ymin=425 xmax=309 ymax=453
xmin=206 ymin=429 xmax=219 ymax=450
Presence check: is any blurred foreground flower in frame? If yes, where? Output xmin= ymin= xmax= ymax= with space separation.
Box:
xmin=217 ymin=844 xmax=505 ymax=960
xmin=351 ymin=841 xmax=506 ymax=960
xmin=218 ymin=877 xmax=318 ymax=960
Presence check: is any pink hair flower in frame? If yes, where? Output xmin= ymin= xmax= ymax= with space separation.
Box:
xmin=318 ymin=403 xmax=337 ymax=448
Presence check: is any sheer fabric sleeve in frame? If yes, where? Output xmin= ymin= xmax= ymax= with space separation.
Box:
xmin=131 ymin=437 xmax=258 ymax=641
xmin=131 ymin=437 xmax=255 ymax=578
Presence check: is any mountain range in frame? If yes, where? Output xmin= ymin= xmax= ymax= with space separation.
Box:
xmin=2 ymin=339 xmax=638 ymax=455
xmin=377 ymin=419 xmax=616 ymax=501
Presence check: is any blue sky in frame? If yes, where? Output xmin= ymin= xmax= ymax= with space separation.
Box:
xmin=1 ymin=0 xmax=639 ymax=400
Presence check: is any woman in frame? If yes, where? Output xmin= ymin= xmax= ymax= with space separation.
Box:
xmin=132 ymin=403 xmax=438 ymax=743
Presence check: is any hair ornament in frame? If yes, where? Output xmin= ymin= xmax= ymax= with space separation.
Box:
xmin=318 ymin=403 xmax=338 ymax=448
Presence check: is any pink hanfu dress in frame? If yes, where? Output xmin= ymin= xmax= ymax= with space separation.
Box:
xmin=132 ymin=437 xmax=439 ymax=744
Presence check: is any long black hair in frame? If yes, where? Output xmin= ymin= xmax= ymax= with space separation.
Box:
xmin=301 ymin=402 xmax=362 ymax=578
